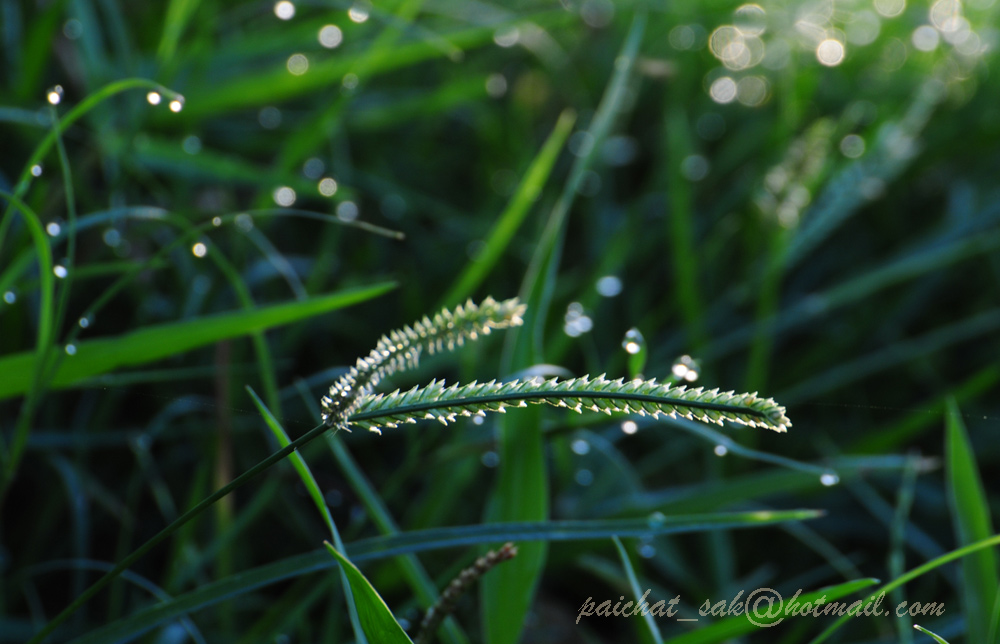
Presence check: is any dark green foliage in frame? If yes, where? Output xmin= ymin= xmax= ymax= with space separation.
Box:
xmin=2 ymin=0 xmax=998 ymax=642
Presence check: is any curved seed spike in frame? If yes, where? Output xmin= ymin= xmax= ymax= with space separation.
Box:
xmin=320 ymin=297 xmax=526 ymax=427
xmin=347 ymin=376 xmax=790 ymax=434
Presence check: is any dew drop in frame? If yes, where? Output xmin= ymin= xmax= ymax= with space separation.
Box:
xmin=336 ymin=201 xmax=358 ymax=221
xmin=274 ymin=0 xmax=295 ymax=19
xmin=596 ymin=275 xmax=622 ymax=297
xmin=78 ymin=316 xmax=90 ymax=328
xmin=671 ymin=354 xmax=699 ymax=382
xmin=303 ymin=157 xmax=325 ymax=179
xmin=30 ymin=164 xmax=43 ymax=177
xmin=103 ymin=228 xmax=121 ymax=247
xmin=65 ymin=344 xmax=77 ymax=356
xmin=348 ymin=2 xmax=370 ymax=23
xmin=638 ymin=543 xmax=656 ymax=558
xmin=235 ymin=213 xmax=254 ymax=232
xmin=273 ymin=186 xmax=296 ymax=207
xmin=575 ymin=468 xmax=594 ymax=486
xmin=212 ymin=216 xmax=223 ymax=227
xmin=621 ymin=420 xmax=638 ymax=434
xmin=318 ymin=177 xmax=338 ymax=196
xmin=47 ymin=85 xmax=64 ymax=105
xmin=714 ymin=444 xmax=728 ymax=457
xmin=571 ymin=438 xmax=590 ymax=455
xmin=168 ymin=98 xmax=184 ymax=113
xmin=146 ymin=91 xmax=161 ymax=105
xmin=259 ymin=106 xmax=282 ymax=129
xmin=191 ymin=242 xmax=207 ymax=257
xmin=622 ymin=327 xmax=645 ymax=355
xmin=182 ymin=135 xmax=201 ymax=154
xmin=46 ymin=222 xmax=61 ymax=237
xmin=481 ymin=451 xmax=499 ymax=467
xmin=53 ymin=265 xmax=68 ymax=279
xmin=3 ymin=291 xmax=16 ymax=304
xmin=319 ymin=24 xmax=344 ymax=48
xmin=647 ymin=511 xmax=667 ymax=528
xmin=820 ymin=472 xmax=840 ymax=487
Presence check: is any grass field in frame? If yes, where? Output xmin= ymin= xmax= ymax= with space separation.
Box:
xmin=2 ymin=1 xmax=999 ymax=642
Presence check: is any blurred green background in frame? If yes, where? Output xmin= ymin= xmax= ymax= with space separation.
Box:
xmin=2 ymin=0 xmax=999 ymax=642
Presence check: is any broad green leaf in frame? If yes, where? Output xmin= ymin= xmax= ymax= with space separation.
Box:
xmin=944 ymin=398 xmax=998 ymax=644
xmin=323 ymin=542 xmax=414 ymax=644
xmin=0 ymin=282 xmax=395 ymax=399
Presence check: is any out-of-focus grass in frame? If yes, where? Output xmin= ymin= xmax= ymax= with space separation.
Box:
xmin=2 ymin=0 xmax=999 ymax=642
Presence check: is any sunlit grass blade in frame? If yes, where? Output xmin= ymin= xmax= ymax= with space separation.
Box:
xmin=0 ymin=191 xmax=55 ymax=497
xmin=809 ymin=533 xmax=1000 ymax=643
xmin=944 ymin=398 xmax=998 ymax=644
xmin=178 ymin=24 xmax=505 ymax=119
xmin=157 ymin=0 xmax=200 ymax=64
xmin=913 ymin=624 xmax=951 ymax=643
xmin=441 ymin=108 xmax=576 ymax=308
xmin=246 ymin=387 xmax=367 ymax=644
xmin=324 ymin=542 xmax=414 ymax=644
xmin=485 ymin=13 xmax=648 ymax=644
xmin=0 ymin=282 xmax=396 ymax=399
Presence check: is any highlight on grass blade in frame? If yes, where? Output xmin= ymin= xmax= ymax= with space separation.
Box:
xmin=324 ymin=541 xmax=414 ymax=644
xmin=913 ymin=624 xmax=951 ymax=644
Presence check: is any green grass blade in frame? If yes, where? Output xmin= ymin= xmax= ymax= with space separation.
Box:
xmin=323 ymin=542 xmax=415 ymax=644
xmin=246 ymin=387 xmax=367 ymax=644
xmin=64 ymin=510 xmax=820 ymax=644
xmin=177 ymin=25 xmax=500 ymax=119
xmin=944 ymin=398 xmax=998 ymax=644
xmin=0 ymin=78 xmax=181 ymax=255
xmin=157 ymin=0 xmax=200 ymax=64
xmin=913 ymin=624 xmax=951 ymax=644
xmin=441 ymin=108 xmax=576 ymax=308
xmin=28 ymin=417 xmax=335 ymax=644
xmin=484 ymin=14 xmax=647 ymax=644
xmin=809 ymin=533 xmax=1000 ymax=643
xmin=612 ymin=536 xmax=664 ymax=644
xmin=663 ymin=578 xmax=879 ymax=644
xmin=321 ymin=431 xmax=469 ymax=644
xmin=0 ymin=191 xmax=55 ymax=495
xmin=0 ymin=282 xmax=396 ymax=399
xmin=779 ymin=309 xmax=1000 ymax=403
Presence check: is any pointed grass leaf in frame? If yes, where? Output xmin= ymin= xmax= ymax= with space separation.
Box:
xmin=665 ymin=578 xmax=880 ymax=644
xmin=913 ymin=624 xmax=951 ymax=644
xmin=944 ymin=398 xmax=998 ymax=644
xmin=64 ymin=511 xmax=820 ymax=644
xmin=809 ymin=533 xmax=1000 ymax=643
xmin=324 ymin=542 xmax=414 ymax=644
xmin=0 ymin=282 xmax=396 ymax=399
xmin=612 ymin=536 xmax=664 ymax=644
